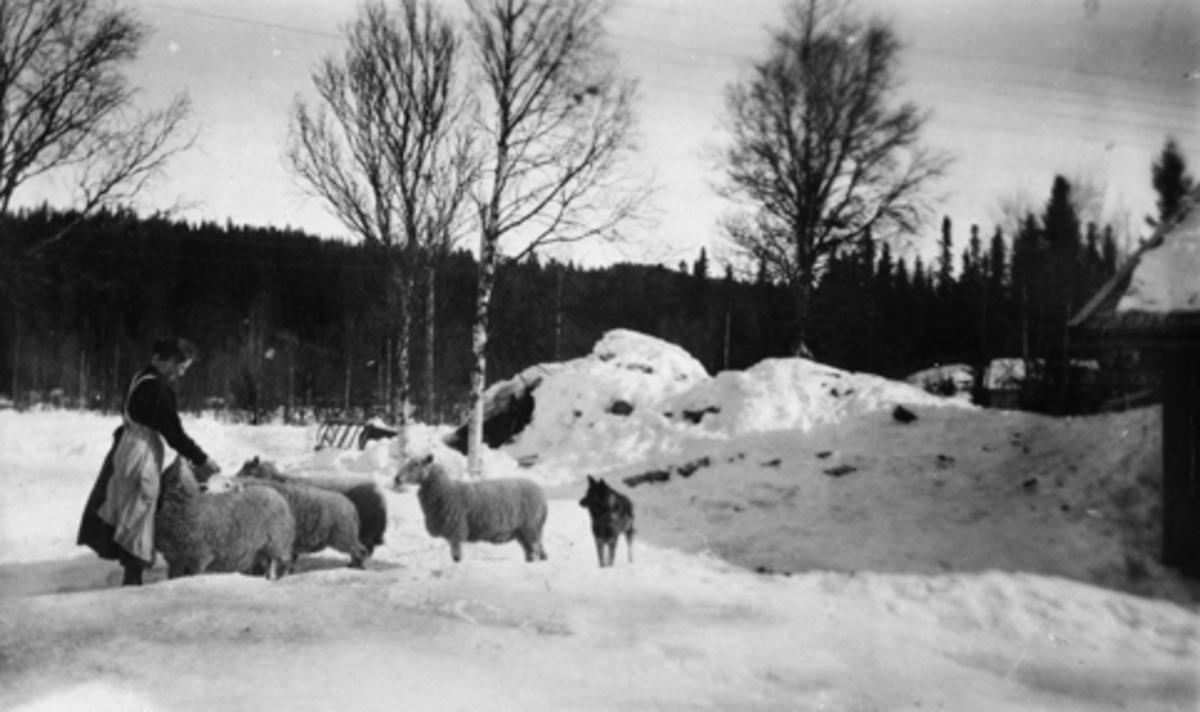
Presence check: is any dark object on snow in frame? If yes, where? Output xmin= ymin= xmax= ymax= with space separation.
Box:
xmin=1022 ymin=477 xmax=1039 ymax=491
xmin=816 ymin=451 xmax=832 ymax=459
xmin=579 ymin=476 xmax=635 ymax=567
xmin=607 ymin=400 xmax=635 ymax=416
xmin=823 ymin=465 xmax=857 ymax=478
xmin=445 ymin=370 xmax=547 ymax=453
xmin=679 ymin=405 xmax=721 ymax=424
xmin=677 ymin=456 xmax=711 ymax=477
xmin=624 ymin=457 xmax=713 ymax=487
xmin=762 ymin=458 xmax=782 ymax=467
xmin=892 ymin=405 xmax=918 ymax=423
xmin=624 ymin=469 xmax=671 ymax=487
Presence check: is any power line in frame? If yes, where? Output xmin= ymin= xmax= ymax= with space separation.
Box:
xmin=139 ymin=0 xmax=1197 ymax=137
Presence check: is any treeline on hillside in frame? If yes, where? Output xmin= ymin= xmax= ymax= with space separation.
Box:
xmin=0 ymin=175 xmax=1140 ymax=422
xmin=0 ymin=206 xmax=787 ymax=422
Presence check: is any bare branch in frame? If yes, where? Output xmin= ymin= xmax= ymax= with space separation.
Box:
xmin=0 ymin=0 xmax=193 ymax=243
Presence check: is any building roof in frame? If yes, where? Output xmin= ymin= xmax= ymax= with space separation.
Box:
xmin=1070 ymin=187 xmax=1200 ymax=346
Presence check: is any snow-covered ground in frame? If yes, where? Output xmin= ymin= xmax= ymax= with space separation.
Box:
xmin=1 ymin=330 xmax=1197 ymax=711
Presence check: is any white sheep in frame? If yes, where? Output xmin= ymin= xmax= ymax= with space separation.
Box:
xmin=237 ymin=457 xmax=387 ymax=559
xmin=155 ymin=458 xmax=296 ymax=580
xmin=395 ymin=454 xmax=548 ymax=563
xmin=238 ymin=475 xmax=370 ymax=569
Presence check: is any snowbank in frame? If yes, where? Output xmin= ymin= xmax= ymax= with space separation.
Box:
xmin=498 ymin=331 xmax=969 ymax=482
xmin=664 ymin=357 xmax=971 ymax=436
xmin=1 ymin=327 xmax=1198 ymax=711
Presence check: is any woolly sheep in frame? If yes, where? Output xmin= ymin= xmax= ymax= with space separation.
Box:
xmin=155 ymin=458 xmax=296 ymax=580
xmin=234 ymin=466 xmax=370 ymax=569
xmin=394 ymin=454 xmax=548 ymax=563
xmin=238 ymin=457 xmax=387 ymax=558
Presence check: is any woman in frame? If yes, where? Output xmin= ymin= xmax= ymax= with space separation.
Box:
xmin=78 ymin=338 xmax=220 ymax=585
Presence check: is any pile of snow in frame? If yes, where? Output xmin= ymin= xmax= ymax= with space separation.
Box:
xmin=499 ymin=330 xmax=710 ymax=476
xmin=906 ymin=362 xmax=975 ymax=398
xmin=664 ymin=357 xmax=971 ymax=436
xmin=1119 ymin=197 xmax=1200 ymax=313
xmin=498 ymin=331 xmax=970 ymax=481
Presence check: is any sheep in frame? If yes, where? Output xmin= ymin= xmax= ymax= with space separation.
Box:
xmin=394 ymin=454 xmax=548 ymax=563
xmin=237 ymin=457 xmax=387 ymax=559
xmin=155 ymin=458 xmax=295 ymax=580
xmin=235 ymin=474 xmax=370 ymax=569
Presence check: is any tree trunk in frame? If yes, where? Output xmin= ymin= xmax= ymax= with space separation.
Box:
xmin=10 ymin=304 xmax=20 ymax=406
xmin=424 ymin=257 xmax=437 ymax=422
xmin=793 ymin=272 xmax=814 ymax=359
xmin=394 ymin=263 xmax=412 ymax=458
xmin=468 ymin=229 xmax=498 ymax=478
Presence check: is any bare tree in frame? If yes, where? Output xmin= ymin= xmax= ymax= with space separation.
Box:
xmin=287 ymin=0 xmax=475 ymax=441
xmin=717 ymin=0 xmax=948 ymax=356
xmin=464 ymin=0 xmax=645 ymax=475
xmin=0 ymin=0 xmax=192 ymax=250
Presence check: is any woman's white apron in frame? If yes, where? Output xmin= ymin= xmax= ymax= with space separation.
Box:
xmin=97 ymin=373 xmax=164 ymax=563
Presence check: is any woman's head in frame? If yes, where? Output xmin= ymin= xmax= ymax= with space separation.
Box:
xmin=151 ymin=338 xmax=198 ymax=381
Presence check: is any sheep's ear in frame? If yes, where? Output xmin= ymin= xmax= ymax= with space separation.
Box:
xmin=586 ymin=475 xmax=596 ymax=485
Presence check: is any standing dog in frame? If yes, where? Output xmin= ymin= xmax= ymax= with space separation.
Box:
xmin=579 ymin=476 xmax=634 ymax=567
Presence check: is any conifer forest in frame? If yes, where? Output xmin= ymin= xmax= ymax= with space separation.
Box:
xmin=1 ymin=171 xmax=1161 ymax=423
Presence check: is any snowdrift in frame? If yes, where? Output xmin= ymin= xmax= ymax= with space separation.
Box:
xmin=1 ymin=329 xmax=1197 ymax=711
xmin=489 ymin=329 xmax=970 ymax=481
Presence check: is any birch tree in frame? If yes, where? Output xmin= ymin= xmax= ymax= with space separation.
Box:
xmin=464 ymin=0 xmax=644 ymax=475
xmin=0 ymin=0 xmax=192 ymax=247
xmin=288 ymin=0 xmax=474 ymax=439
xmin=718 ymin=0 xmax=948 ymax=356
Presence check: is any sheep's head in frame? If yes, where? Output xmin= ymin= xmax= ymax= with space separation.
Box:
xmin=235 ymin=456 xmax=282 ymax=481
xmin=394 ymin=453 xmax=436 ymax=489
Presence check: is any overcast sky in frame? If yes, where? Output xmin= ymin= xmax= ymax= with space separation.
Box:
xmin=23 ymin=0 xmax=1200 ymax=267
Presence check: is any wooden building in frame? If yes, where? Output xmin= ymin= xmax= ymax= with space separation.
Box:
xmin=1069 ymin=188 xmax=1200 ymax=577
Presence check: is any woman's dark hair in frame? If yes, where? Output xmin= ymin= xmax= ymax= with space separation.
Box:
xmin=152 ymin=337 xmax=198 ymax=363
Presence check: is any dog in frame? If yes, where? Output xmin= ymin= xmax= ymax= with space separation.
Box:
xmin=579 ymin=476 xmax=635 ymax=568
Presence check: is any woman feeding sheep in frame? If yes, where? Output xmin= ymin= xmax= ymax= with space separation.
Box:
xmin=78 ymin=338 xmax=222 ymax=586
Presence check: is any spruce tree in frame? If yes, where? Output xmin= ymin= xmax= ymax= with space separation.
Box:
xmin=1151 ymin=137 xmax=1194 ymax=224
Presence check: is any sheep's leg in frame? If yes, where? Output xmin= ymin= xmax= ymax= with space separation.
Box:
xmin=449 ymin=540 xmax=462 ymax=562
xmin=594 ymin=539 xmax=606 ymax=567
xmin=518 ymin=531 xmax=546 ymax=563
xmin=518 ymin=534 xmax=536 ymax=562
